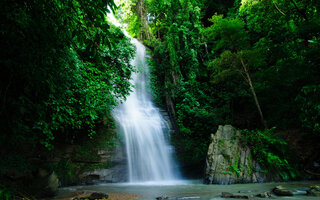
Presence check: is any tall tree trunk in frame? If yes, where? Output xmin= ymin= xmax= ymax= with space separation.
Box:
xmin=136 ymin=0 xmax=152 ymax=41
xmin=239 ymin=55 xmax=268 ymax=129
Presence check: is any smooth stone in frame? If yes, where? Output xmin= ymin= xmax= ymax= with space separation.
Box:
xmin=272 ymin=186 xmax=293 ymax=196
xmin=156 ymin=195 xmax=168 ymax=200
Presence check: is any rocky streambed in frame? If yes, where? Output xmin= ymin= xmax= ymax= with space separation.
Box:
xmin=52 ymin=180 xmax=320 ymax=200
xmin=49 ymin=125 xmax=320 ymax=200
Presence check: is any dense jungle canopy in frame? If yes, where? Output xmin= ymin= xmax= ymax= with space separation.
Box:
xmin=117 ymin=0 xmax=320 ymax=177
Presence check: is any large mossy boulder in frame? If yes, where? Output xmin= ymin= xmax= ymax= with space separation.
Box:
xmin=204 ymin=125 xmax=279 ymax=184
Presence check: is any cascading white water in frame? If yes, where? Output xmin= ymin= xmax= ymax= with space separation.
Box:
xmin=112 ymin=39 xmax=181 ymax=183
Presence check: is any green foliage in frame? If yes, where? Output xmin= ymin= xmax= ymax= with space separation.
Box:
xmin=296 ymin=85 xmax=320 ymax=134
xmin=116 ymin=0 xmax=152 ymax=40
xmin=53 ymin=158 xmax=77 ymax=184
xmin=1 ymin=0 xmax=318 ymax=188
xmin=0 ymin=0 xmax=135 ymax=194
xmin=0 ymin=0 xmax=134 ymax=149
xmin=49 ymin=127 xmax=117 ymax=186
xmin=116 ymin=0 xmax=140 ymax=38
xmin=148 ymin=56 xmax=166 ymax=107
xmin=242 ymin=128 xmax=297 ymax=179
xmin=202 ymin=0 xmax=237 ymax=26
xmin=132 ymin=0 xmax=215 ymax=166
xmin=204 ymin=14 xmax=249 ymax=51
xmin=202 ymin=0 xmax=320 ymax=130
xmin=0 ymin=186 xmax=12 ymax=200
xmin=122 ymin=0 xmax=320 ymax=174
xmin=230 ymin=164 xmax=241 ymax=176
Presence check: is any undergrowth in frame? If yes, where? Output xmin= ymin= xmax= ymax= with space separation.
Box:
xmin=241 ymin=128 xmax=299 ymax=180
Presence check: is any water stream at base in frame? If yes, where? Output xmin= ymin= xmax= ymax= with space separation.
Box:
xmin=56 ymin=180 xmax=320 ymax=200
xmin=112 ymin=38 xmax=181 ymax=183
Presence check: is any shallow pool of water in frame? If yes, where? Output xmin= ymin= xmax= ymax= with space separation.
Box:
xmin=55 ymin=180 xmax=320 ymax=200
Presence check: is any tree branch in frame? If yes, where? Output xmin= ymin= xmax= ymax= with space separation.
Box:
xmin=273 ymin=0 xmax=286 ymax=16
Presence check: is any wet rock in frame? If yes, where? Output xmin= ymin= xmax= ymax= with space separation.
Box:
xmin=272 ymin=185 xmax=293 ymax=196
xmin=307 ymin=185 xmax=320 ymax=196
xmin=238 ymin=190 xmax=271 ymax=198
xmin=80 ymin=140 xmax=128 ymax=184
xmin=204 ymin=125 xmax=275 ymax=184
xmin=72 ymin=192 xmax=92 ymax=200
xmin=89 ymin=192 xmax=109 ymax=199
xmin=221 ymin=192 xmax=253 ymax=199
xmin=176 ymin=197 xmax=200 ymax=199
xmin=82 ymin=174 xmax=100 ymax=185
xmin=221 ymin=192 xmax=234 ymax=198
xmin=156 ymin=195 xmax=168 ymax=200
xmin=73 ymin=192 xmax=108 ymax=200
xmin=256 ymin=192 xmax=271 ymax=198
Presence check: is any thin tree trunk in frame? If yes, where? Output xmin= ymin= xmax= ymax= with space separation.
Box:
xmin=137 ymin=0 xmax=152 ymax=41
xmin=239 ymin=55 xmax=268 ymax=129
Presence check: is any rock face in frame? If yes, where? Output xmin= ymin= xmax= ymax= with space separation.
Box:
xmin=80 ymin=140 xmax=128 ymax=183
xmin=204 ymin=125 xmax=276 ymax=184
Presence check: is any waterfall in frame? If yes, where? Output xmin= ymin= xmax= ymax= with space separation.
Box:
xmin=112 ymin=39 xmax=180 ymax=183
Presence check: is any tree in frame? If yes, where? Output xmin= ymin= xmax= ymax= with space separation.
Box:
xmin=0 ymin=0 xmax=135 ymax=193
xmin=205 ymin=15 xmax=267 ymax=128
